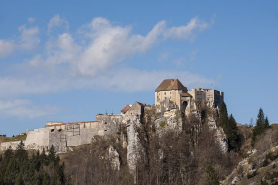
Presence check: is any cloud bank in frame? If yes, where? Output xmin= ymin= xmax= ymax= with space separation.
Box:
xmin=0 ymin=99 xmax=60 ymax=119
xmin=32 ymin=16 xmax=208 ymax=76
xmin=0 ymin=15 xmax=213 ymax=119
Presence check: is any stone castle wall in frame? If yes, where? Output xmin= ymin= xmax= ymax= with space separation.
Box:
xmin=0 ymin=114 xmax=126 ymax=153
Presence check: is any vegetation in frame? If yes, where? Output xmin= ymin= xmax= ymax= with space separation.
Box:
xmin=0 ymin=133 xmax=27 ymax=143
xmin=160 ymin=121 xmax=166 ymax=127
xmin=0 ymin=142 xmax=65 ymax=185
xmin=205 ymin=165 xmax=219 ymax=185
xmin=219 ymin=102 xmax=240 ymax=151
xmin=0 ymin=104 xmax=275 ymax=184
xmin=251 ymin=108 xmax=270 ymax=146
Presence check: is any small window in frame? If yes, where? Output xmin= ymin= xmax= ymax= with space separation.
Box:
xmin=58 ymin=129 xmax=62 ymax=132
xmin=104 ymin=129 xmax=107 ymax=131
xmin=51 ymin=129 xmax=54 ymax=132
xmin=105 ymin=122 xmax=107 ymax=124
xmin=164 ymin=92 xmax=166 ymax=95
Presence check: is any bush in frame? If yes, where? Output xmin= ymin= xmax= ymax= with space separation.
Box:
xmin=160 ymin=121 xmax=166 ymax=128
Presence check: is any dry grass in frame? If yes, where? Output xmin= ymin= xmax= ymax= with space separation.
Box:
xmin=0 ymin=133 xmax=27 ymax=143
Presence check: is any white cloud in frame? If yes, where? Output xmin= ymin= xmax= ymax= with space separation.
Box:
xmin=28 ymin=17 xmax=35 ymax=23
xmin=0 ymin=99 xmax=60 ymax=119
xmin=48 ymin=14 xmax=69 ymax=34
xmin=0 ymin=16 xmax=214 ymax=120
xmin=88 ymin=68 xmax=215 ymax=92
xmin=41 ymin=17 xmax=208 ymax=76
xmin=0 ymin=67 xmax=215 ymax=98
xmin=163 ymin=17 xmax=208 ymax=41
xmin=0 ymin=21 xmax=39 ymax=57
xmin=0 ymin=76 xmax=70 ymax=97
xmin=18 ymin=25 xmax=40 ymax=51
xmin=0 ymin=16 xmax=213 ymax=96
xmin=158 ymin=52 xmax=169 ymax=61
xmin=0 ymin=40 xmax=14 ymax=57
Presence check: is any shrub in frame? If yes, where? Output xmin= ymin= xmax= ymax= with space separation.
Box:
xmin=160 ymin=121 xmax=166 ymax=128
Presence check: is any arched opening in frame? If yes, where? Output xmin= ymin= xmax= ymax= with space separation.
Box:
xmin=182 ymin=101 xmax=188 ymax=114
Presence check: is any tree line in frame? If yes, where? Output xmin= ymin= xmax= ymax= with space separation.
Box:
xmin=0 ymin=142 xmax=65 ymax=185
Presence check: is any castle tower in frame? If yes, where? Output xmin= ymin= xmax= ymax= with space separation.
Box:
xmin=155 ymin=79 xmax=192 ymax=115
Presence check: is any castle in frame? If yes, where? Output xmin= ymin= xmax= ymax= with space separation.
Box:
xmin=0 ymin=79 xmax=224 ymax=152
xmin=155 ymin=79 xmax=224 ymax=115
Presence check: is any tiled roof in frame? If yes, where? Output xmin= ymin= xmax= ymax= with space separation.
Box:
xmin=155 ymin=79 xmax=188 ymax=92
xmin=136 ymin=102 xmax=146 ymax=107
xmin=121 ymin=105 xmax=131 ymax=114
xmin=181 ymin=92 xmax=192 ymax=97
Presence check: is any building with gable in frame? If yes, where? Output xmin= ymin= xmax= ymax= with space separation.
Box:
xmin=155 ymin=79 xmax=193 ymax=115
xmin=1 ymin=79 xmax=224 ymax=153
xmin=155 ymin=79 xmax=224 ymax=115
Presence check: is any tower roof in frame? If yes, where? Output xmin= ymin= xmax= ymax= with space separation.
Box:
xmin=121 ymin=105 xmax=131 ymax=114
xmin=155 ymin=79 xmax=188 ymax=92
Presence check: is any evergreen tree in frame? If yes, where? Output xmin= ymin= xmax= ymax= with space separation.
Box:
xmin=4 ymin=146 xmax=13 ymax=162
xmin=40 ymin=148 xmax=47 ymax=165
xmin=257 ymin=108 xmax=265 ymax=128
xmin=4 ymin=157 xmax=19 ymax=184
xmin=15 ymin=141 xmax=28 ymax=165
xmin=219 ymin=102 xmax=228 ymax=131
xmin=55 ymin=162 xmax=65 ymax=185
xmin=264 ymin=116 xmax=270 ymax=129
xmin=15 ymin=172 xmax=24 ymax=185
xmin=48 ymin=145 xmax=59 ymax=165
xmin=205 ymin=165 xmax=219 ymax=185
xmin=0 ymin=144 xmax=65 ymax=185
xmin=251 ymin=108 xmax=269 ymax=146
xmin=227 ymin=114 xmax=239 ymax=151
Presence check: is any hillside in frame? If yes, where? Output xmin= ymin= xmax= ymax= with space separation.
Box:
xmin=0 ymin=104 xmax=276 ymax=185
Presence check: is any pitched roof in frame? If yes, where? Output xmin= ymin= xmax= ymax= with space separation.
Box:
xmin=155 ymin=79 xmax=188 ymax=92
xmin=121 ymin=105 xmax=131 ymax=114
xmin=136 ymin=102 xmax=146 ymax=107
xmin=181 ymin=92 xmax=192 ymax=97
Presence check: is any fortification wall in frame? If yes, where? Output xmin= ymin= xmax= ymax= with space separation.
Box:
xmin=47 ymin=117 xmax=123 ymax=152
xmin=0 ymin=116 xmax=124 ymax=153
xmin=25 ymin=128 xmax=50 ymax=151
xmin=0 ymin=141 xmax=22 ymax=150
xmin=96 ymin=114 xmax=123 ymax=132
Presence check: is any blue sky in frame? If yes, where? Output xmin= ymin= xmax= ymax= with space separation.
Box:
xmin=0 ymin=1 xmax=278 ymax=136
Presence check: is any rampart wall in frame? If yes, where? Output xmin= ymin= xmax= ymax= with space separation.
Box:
xmin=0 ymin=141 xmax=22 ymax=150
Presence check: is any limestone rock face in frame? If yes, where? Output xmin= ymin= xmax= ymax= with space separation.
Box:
xmin=155 ymin=109 xmax=182 ymax=134
xmin=208 ymin=116 xmax=228 ymax=153
xmin=126 ymin=116 xmax=142 ymax=173
xmin=108 ymin=145 xmax=120 ymax=171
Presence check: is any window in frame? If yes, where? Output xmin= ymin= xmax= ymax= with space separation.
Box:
xmin=51 ymin=129 xmax=54 ymax=132
xmin=164 ymin=92 xmax=166 ymax=95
